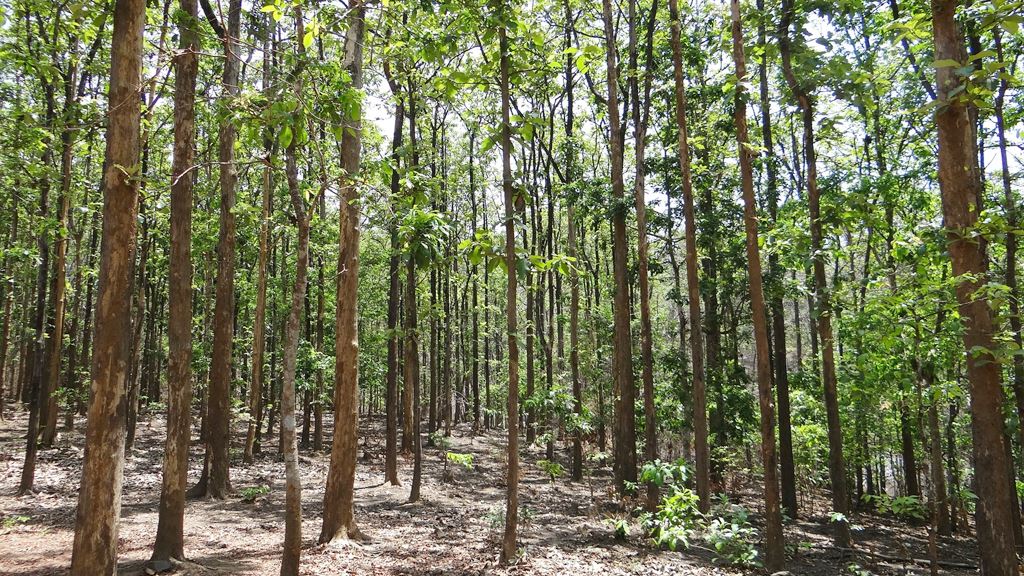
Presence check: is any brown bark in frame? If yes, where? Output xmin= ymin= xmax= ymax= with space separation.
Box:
xmin=778 ymin=0 xmax=850 ymax=544
xmin=667 ymin=0 xmax=710 ymax=512
xmin=197 ymin=0 xmax=242 ymax=499
xmin=69 ymin=0 xmax=144 ymax=569
xmin=755 ymin=0 xmax=796 ymax=519
xmin=320 ymin=0 xmax=365 ymax=544
xmin=601 ymin=0 xmax=637 ymax=494
xmin=931 ymin=1 xmax=1016 ymax=571
xmin=150 ymin=0 xmax=199 ymax=561
xmin=280 ymin=12 xmax=309 ymax=574
xmin=384 ymin=59 xmax=403 ymax=485
xmin=628 ymin=0 xmax=658 ymax=511
xmin=730 ymin=0 xmax=784 ymax=568
xmin=498 ymin=6 xmax=520 ymax=561
xmin=564 ymin=0 xmax=583 ymax=483
xmin=245 ymin=17 xmax=276 ymax=466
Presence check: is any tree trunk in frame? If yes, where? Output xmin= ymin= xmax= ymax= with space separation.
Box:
xmin=245 ymin=18 xmax=275 ymax=465
xmin=198 ymin=0 xmax=242 ymax=499
xmin=779 ymin=0 xmax=850 ymax=544
xmin=320 ymin=0 xmax=365 ymax=543
xmin=384 ymin=63 xmax=403 ymax=485
xmin=280 ymin=12 xmax=309 ymax=572
xmin=498 ymin=8 xmax=520 ymax=561
xmin=601 ymin=0 xmax=637 ymax=494
xmin=756 ymin=0 xmax=796 ymax=519
xmin=931 ymin=1 xmax=1016 ymax=570
xmin=151 ymin=0 xmax=198 ymax=561
xmin=667 ymin=0 xmax=710 ymax=512
xmin=730 ymin=1 xmax=784 ymax=567
xmin=69 ymin=0 xmax=144 ymax=569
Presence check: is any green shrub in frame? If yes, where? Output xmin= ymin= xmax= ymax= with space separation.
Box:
xmin=536 ymin=459 xmax=565 ymax=482
xmin=639 ymin=488 xmax=702 ymax=551
xmin=239 ymin=485 xmax=270 ymax=502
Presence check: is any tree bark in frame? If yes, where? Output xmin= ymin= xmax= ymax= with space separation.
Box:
xmin=778 ymin=0 xmax=850 ymax=544
xmin=730 ymin=1 xmax=784 ymax=568
xmin=69 ymin=0 xmax=144 ymax=569
xmin=667 ymin=0 xmax=710 ymax=512
xmin=496 ymin=2 xmax=520 ymax=562
xmin=931 ymin=1 xmax=1017 ymax=571
xmin=151 ymin=0 xmax=198 ymax=561
xmin=198 ymin=0 xmax=242 ymax=499
xmin=320 ymin=0 xmax=366 ymax=543
xmin=601 ymin=0 xmax=637 ymax=494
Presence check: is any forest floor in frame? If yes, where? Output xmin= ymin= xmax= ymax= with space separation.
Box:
xmin=0 ymin=408 xmax=983 ymax=575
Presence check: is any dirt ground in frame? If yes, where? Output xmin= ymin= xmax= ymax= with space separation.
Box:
xmin=0 ymin=408 xmax=983 ymax=575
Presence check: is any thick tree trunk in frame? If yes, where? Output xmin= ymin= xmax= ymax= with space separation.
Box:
xmin=151 ymin=0 xmax=198 ymax=561
xmin=730 ymin=1 xmax=784 ymax=568
xmin=320 ymin=1 xmax=365 ymax=543
xmin=667 ymin=0 xmax=710 ymax=512
xmin=931 ymin=1 xmax=1017 ymax=571
xmin=601 ymin=0 xmax=637 ymax=494
xmin=69 ymin=0 xmax=144 ymax=569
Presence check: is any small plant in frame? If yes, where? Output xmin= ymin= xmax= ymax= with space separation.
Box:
xmin=639 ymin=488 xmax=702 ymax=551
xmin=485 ymin=506 xmax=534 ymax=530
xmin=705 ymin=516 xmax=760 ymax=567
xmin=447 ymin=452 xmax=474 ymax=470
xmin=536 ymin=459 xmax=564 ymax=483
xmin=862 ymin=493 xmax=925 ymax=521
xmin=846 ymin=563 xmax=874 ymax=576
xmin=609 ymin=517 xmax=630 ymax=540
xmin=239 ymin=485 xmax=270 ymax=502
xmin=1 ymin=515 xmax=29 ymax=530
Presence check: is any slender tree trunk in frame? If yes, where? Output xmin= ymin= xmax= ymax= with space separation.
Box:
xmin=245 ymin=18 xmax=275 ymax=465
xmin=150 ymin=0 xmax=198 ymax=561
xmin=931 ymin=1 xmax=1016 ymax=570
xmin=668 ymin=0 xmax=710 ymax=512
xmin=564 ymin=0 xmax=583 ymax=482
xmin=779 ymin=0 xmax=850 ymax=544
xmin=627 ymin=0 xmax=659 ymax=511
xmin=406 ymin=256 xmax=422 ymax=502
xmin=384 ymin=65 xmax=403 ymax=485
xmin=498 ymin=4 xmax=520 ymax=562
xmin=320 ymin=0 xmax=365 ymax=543
xmin=756 ymin=0 xmax=796 ymax=519
xmin=198 ymin=0 xmax=242 ymax=499
xmin=69 ymin=0 xmax=144 ymax=568
xmin=730 ymin=1 xmax=784 ymax=567
xmin=280 ymin=12 xmax=309 ymax=574
xmin=601 ymin=0 xmax=637 ymax=494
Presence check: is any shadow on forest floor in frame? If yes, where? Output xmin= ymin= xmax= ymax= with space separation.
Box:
xmin=0 ymin=407 xmax=982 ymax=575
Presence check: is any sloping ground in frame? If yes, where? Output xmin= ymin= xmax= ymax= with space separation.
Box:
xmin=0 ymin=410 xmax=979 ymax=575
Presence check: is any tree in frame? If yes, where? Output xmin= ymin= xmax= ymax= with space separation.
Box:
xmin=496 ymin=0 xmax=520 ymax=563
xmin=150 ymin=0 xmax=200 ymax=562
xmin=195 ymin=0 xmax=243 ymax=500
xmin=778 ymin=0 xmax=850 ymax=545
xmin=667 ymin=0 xmax=710 ymax=512
xmin=69 ymin=0 xmax=145 ymax=570
xmin=601 ymin=0 xmax=637 ymax=494
xmin=730 ymin=0 xmax=784 ymax=568
xmin=320 ymin=0 xmax=366 ymax=544
xmin=931 ymin=0 xmax=1017 ymax=571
